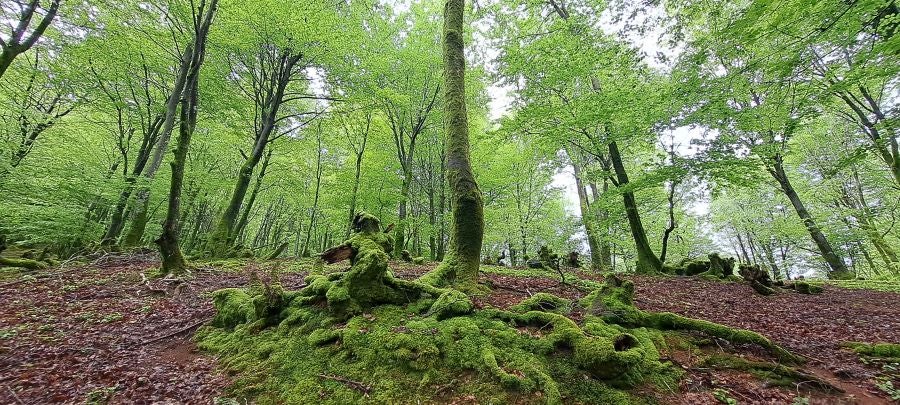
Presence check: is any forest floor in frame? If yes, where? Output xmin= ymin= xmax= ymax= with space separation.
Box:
xmin=0 ymin=254 xmax=898 ymax=404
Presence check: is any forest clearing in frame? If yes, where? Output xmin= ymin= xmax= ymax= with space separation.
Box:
xmin=2 ymin=0 xmax=899 ymax=403
xmin=1 ymin=256 xmax=899 ymax=403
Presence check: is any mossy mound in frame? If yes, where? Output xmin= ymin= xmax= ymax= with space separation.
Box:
xmin=197 ymin=214 xmax=801 ymax=404
xmin=510 ymin=293 xmax=572 ymax=314
xmin=792 ymin=281 xmax=823 ymax=295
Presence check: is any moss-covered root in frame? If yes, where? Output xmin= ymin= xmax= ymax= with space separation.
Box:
xmin=842 ymin=342 xmax=900 ymax=359
xmin=703 ymin=355 xmax=842 ymax=393
xmin=582 ymin=275 xmax=802 ymax=364
xmin=509 ymin=293 xmax=572 ymax=314
xmin=0 ymin=256 xmax=48 ymax=270
xmin=642 ymin=312 xmax=800 ymax=363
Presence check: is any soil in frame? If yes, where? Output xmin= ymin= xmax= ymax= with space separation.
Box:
xmin=1 ymin=257 xmax=897 ymax=404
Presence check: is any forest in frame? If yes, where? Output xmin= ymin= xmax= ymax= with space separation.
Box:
xmin=0 ymin=0 xmax=898 ymax=403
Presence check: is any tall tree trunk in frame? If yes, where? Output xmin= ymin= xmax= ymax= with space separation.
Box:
xmin=346 ymin=117 xmax=369 ymax=239
xmin=123 ymin=45 xmax=195 ymax=247
xmin=658 ymin=179 xmax=678 ymax=263
xmin=303 ymin=128 xmax=324 ymax=257
xmin=570 ymin=156 xmax=602 ymax=268
xmin=394 ymin=172 xmax=412 ymax=255
xmin=734 ymin=229 xmax=752 ymax=264
xmin=419 ymin=0 xmax=483 ymax=289
xmin=209 ymin=50 xmax=302 ymax=254
xmin=155 ymin=0 xmax=218 ymax=276
xmin=608 ymin=141 xmax=662 ymax=273
xmin=768 ymin=156 xmax=851 ymax=279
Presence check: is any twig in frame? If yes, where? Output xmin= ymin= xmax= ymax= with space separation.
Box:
xmin=138 ymin=317 xmax=211 ymax=346
xmin=6 ymin=385 xmax=25 ymax=405
xmin=318 ymin=374 xmax=372 ymax=396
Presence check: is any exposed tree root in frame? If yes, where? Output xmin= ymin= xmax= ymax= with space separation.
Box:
xmin=0 ymin=257 xmax=47 ymax=271
xmin=582 ymin=275 xmax=802 ymax=364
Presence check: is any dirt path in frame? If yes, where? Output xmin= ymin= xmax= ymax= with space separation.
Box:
xmin=0 ymin=259 xmax=897 ymax=403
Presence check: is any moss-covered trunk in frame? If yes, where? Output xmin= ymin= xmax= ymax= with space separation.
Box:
xmin=419 ymin=0 xmax=483 ymax=289
xmin=155 ymin=0 xmax=218 ymax=276
xmin=233 ymin=148 xmax=273 ymax=242
xmin=208 ymin=51 xmax=301 ymax=256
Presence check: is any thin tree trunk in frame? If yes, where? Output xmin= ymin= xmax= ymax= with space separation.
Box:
xmin=233 ymin=147 xmax=273 ymax=241
xmin=569 ymin=153 xmax=602 ymax=268
xmin=303 ymin=127 xmax=324 ymax=256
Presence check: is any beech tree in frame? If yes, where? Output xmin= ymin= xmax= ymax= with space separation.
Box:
xmin=419 ymin=0 xmax=484 ymax=289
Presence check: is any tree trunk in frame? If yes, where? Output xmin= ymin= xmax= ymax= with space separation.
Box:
xmin=209 ymin=51 xmax=301 ymax=255
xmin=734 ymin=229 xmax=752 ymax=264
xmin=303 ymin=128 xmax=324 ymax=257
xmin=608 ymin=141 xmax=662 ymax=273
xmin=123 ymin=45 xmax=195 ymax=247
xmin=394 ymin=172 xmax=411 ymax=255
xmin=769 ymin=156 xmax=851 ymax=279
xmin=570 ymin=157 xmax=602 ymax=268
xmin=659 ymin=179 xmax=677 ymax=263
xmin=418 ymin=0 xmax=483 ymax=289
xmin=155 ymin=0 xmax=218 ymax=276
xmin=346 ymin=125 xmax=368 ymax=239
xmin=589 ymin=181 xmax=613 ymax=268
xmin=233 ymin=147 xmax=273 ymax=241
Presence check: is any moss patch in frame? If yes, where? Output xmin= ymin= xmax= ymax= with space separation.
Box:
xmin=843 ymin=342 xmax=900 ymax=359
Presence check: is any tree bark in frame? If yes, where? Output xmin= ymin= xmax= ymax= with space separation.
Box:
xmin=418 ymin=0 xmax=483 ymax=289
xmin=589 ymin=181 xmax=613 ymax=268
xmin=208 ymin=49 xmax=302 ymax=254
xmin=233 ymin=146 xmax=273 ymax=241
xmin=123 ymin=44 xmax=195 ymax=247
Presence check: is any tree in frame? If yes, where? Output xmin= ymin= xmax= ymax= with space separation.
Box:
xmin=419 ymin=0 xmax=483 ymax=289
xmin=0 ymin=0 xmax=60 ymax=80
xmin=155 ymin=0 xmax=218 ymax=276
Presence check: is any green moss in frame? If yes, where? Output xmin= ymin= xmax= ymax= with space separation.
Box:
xmin=581 ymin=276 xmax=800 ymax=364
xmin=793 ymin=281 xmax=823 ymax=294
xmin=510 ymin=293 xmax=572 ymax=314
xmin=429 ymin=289 xmax=474 ymax=320
xmin=211 ymin=288 xmax=258 ymax=329
xmin=413 ymin=257 xmax=426 ymax=265
xmin=200 ymin=285 xmax=680 ymax=404
xmin=0 ymin=256 xmax=47 ymax=270
xmin=843 ymin=342 xmax=900 ymax=359
xmin=198 ymin=215 xmax=699 ymax=404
